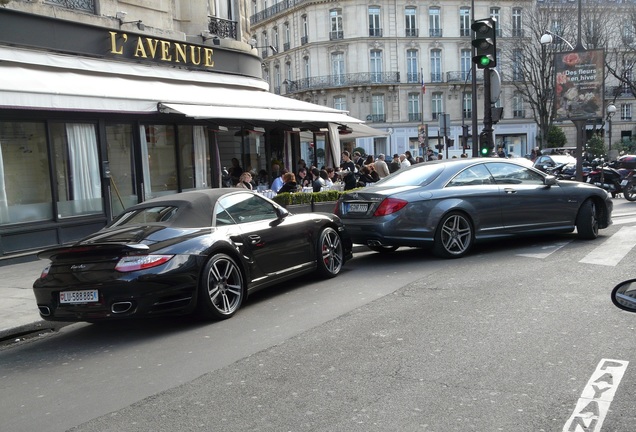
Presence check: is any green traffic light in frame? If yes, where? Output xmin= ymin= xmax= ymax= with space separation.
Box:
xmin=481 ymin=146 xmax=489 ymax=155
xmin=478 ymin=56 xmax=492 ymax=67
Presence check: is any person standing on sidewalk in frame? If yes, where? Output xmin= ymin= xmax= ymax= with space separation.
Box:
xmin=374 ymin=154 xmax=390 ymax=178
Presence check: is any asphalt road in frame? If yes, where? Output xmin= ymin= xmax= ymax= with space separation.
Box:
xmin=3 ymin=204 xmax=636 ymax=431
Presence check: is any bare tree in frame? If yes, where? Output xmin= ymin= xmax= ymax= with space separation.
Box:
xmin=604 ymin=5 xmax=636 ymax=104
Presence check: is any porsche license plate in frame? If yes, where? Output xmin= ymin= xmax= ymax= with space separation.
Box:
xmin=60 ymin=290 xmax=99 ymax=304
xmin=346 ymin=203 xmax=368 ymax=213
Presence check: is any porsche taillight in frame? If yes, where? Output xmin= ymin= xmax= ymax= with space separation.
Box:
xmin=115 ymin=255 xmax=174 ymax=272
xmin=373 ymin=198 xmax=408 ymax=216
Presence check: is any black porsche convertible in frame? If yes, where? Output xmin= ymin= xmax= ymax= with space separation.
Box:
xmin=33 ymin=189 xmax=352 ymax=322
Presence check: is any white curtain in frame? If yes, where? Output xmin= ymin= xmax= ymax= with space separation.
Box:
xmin=327 ymin=123 xmax=342 ymax=168
xmin=139 ymin=125 xmax=152 ymax=200
xmin=66 ymin=124 xmax=101 ymax=213
xmin=0 ymin=142 xmax=9 ymax=223
xmin=193 ymin=126 xmax=208 ymax=188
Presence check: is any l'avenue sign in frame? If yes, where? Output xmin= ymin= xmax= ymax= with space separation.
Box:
xmin=109 ymin=31 xmax=214 ymax=68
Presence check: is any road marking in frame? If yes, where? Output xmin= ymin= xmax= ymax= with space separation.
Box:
xmin=579 ymin=226 xmax=636 ymax=266
xmin=562 ymin=359 xmax=628 ymax=432
xmin=611 ymin=216 xmax=636 ymax=226
xmin=516 ymin=240 xmax=571 ymax=259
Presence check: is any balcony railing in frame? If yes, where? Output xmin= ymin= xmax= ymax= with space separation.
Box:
xmin=45 ymin=0 xmax=95 ymax=13
xmin=366 ymin=114 xmax=386 ymax=123
xmin=301 ymin=35 xmax=309 ymax=45
xmin=408 ymin=113 xmax=422 ymax=122
xmin=406 ymin=72 xmax=419 ymax=83
xmin=406 ymin=28 xmax=419 ymax=37
xmin=512 ymin=28 xmax=525 ymax=38
xmin=460 ymin=28 xmax=471 ymax=37
xmin=430 ymin=73 xmax=443 ymax=83
xmin=330 ymin=31 xmax=344 ymax=40
xmin=209 ymin=17 xmax=238 ymax=40
xmin=369 ymin=28 xmax=383 ymax=37
xmin=283 ymin=42 xmax=290 ymax=51
xmin=430 ymin=28 xmax=443 ymax=37
xmin=432 ymin=112 xmax=443 ymax=120
xmin=513 ymin=110 xmax=525 ymax=118
xmin=251 ymin=0 xmax=302 ymax=25
xmin=288 ymin=72 xmax=400 ymax=92
xmin=606 ymin=85 xmax=633 ymax=98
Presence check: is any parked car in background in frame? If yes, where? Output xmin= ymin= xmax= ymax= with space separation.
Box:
xmin=533 ymin=154 xmax=577 ymax=174
xmin=33 ymin=189 xmax=352 ymax=322
xmin=336 ymin=159 xmax=612 ymax=258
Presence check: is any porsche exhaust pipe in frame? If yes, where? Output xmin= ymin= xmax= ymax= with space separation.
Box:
xmin=38 ymin=306 xmax=51 ymax=316
xmin=367 ymin=240 xmax=383 ymax=246
xmin=111 ymin=302 xmax=133 ymax=314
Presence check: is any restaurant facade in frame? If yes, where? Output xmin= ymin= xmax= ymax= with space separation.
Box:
xmin=0 ymin=8 xmax=374 ymax=260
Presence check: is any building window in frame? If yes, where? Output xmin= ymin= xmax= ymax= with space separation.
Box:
xmin=513 ymin=93 xmax=525 ymax=118
xmin=304 ymin=57 xmax=310 ymax=80
xmin=512 ymin=49 xmax=523 ymax=81
xmin=369 ymin=6 xmax=382 ymax=37
xmin=370 ymin=50 xmax=383 ymax=83
xmin=512 ymin=8 xmax=523 ymax=37
xmin=408 ymin=93 xmax=421 ymax=122
xmin=284 ymin=22 xmax=291 ymax=51
xmin=462 ymin=93 xmax=472 ymax=119
xmin=432 ymin=92 xmax=443 ymax=119
xmin=621 ymin=104 xmax=632 ymax=121
xmin=405 ymin=7 xmax=418 ymax=37
xmin=332 ymin=52 xmax=345 ymax=86
xmin=272 ymin=27 xmax=279 ymax=52
xmin=459 ymin=7 xmax=471 ymax=37
xmin=490 ymin=8 xmax=501 ymax=36
xmin=429 ymin=7 xmax=442 ymax=37
xmin=371 ymin=94 xmax=385 ymax=122
xmin=460 ymin=49 xmax=471 ymax=81
xmin=330 ymin=9 xmax=343 ymax=40
xmin=274 ymin=65 xmax=281 ymax=94
xmin=430 ymin=50 xmax=442 ymax=82
xmin=301 ymin=15 xmax=309 ymax=45
xmin=406 ymin=49 xmax=418 ymax=83
xmin=334 ymin=96 xmax=347 ymax=111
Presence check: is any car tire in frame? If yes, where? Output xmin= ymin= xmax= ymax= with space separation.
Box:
xmin=433 ymin=211 xmax=474 ymax=259
xmin=368 ymin=245 xmax=400 ymax=253
xmin=196 ymin=253 xmax=244 ymax=320
xmin=576 ymin=199 xmax=599 ymax=239
xmin=316 ymin=227 xmax=344 ymax=278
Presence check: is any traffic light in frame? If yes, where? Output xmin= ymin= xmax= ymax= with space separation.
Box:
xmin=479 ymin=131 xmax=493 ymax=156
xmin=471 ymin=18 xmax=497 ymax=69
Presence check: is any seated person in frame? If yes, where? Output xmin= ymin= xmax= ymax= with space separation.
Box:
xmin=277 ymin=172 xmax=298 ymax=194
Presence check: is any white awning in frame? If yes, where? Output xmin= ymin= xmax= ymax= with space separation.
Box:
xmin=158 ymin=102 xmax=364 ymax=124
xmin=0 ymin=46 xmax=388 ymax=139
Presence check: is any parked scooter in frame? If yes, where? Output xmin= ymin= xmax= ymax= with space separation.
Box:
xmin=586 ymin=159 xmax=626 ymax=198
xmin=611 ymin=279 xmax=636 ymax=312
xmin=616 ymin=155 xmax=636 ymax=201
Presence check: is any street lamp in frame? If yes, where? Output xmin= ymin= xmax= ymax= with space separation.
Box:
xmin=607 ymin=104 xmax=617 ymax=152
xmin=540 ymin=31 xmax=575 ymax=50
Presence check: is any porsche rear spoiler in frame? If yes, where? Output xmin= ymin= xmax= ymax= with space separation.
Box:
xmin=37 ymin=243 xmax=150 ymax=260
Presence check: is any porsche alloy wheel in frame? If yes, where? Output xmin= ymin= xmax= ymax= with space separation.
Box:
xmin=316 ymin=227 xmax=344 ymax=278
xmin=197 ymin=253 xmax=244 ymax=320
xmin=433 ymin=212 xmax=474 ymax=258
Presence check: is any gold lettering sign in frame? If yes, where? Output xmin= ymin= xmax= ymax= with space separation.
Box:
xmin=109 ymin=31 xmax=215 ymax=69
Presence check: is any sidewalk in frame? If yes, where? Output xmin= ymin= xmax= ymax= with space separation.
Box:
xmin=1 ymin=259 xmax=47 ymax=338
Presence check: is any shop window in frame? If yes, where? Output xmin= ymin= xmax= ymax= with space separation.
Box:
xmin=178 ymin=125 xmax=211 ymax=191
xmin=51 ymin=122 xmax=103 ymax=218
xmin=105 ymin=123 xmax=137 ymax=215
xmin=141 ymin=124 xmax=178 ymax=199
xmin=0 ymin=121 xmax=53 ymax=224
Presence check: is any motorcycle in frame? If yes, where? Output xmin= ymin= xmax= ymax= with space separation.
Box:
xmin=585 ymin=159 xmax=627 ymax=198
xmin=611 ymin=279 xmax=636 ymax=313
xmin=616 ymin=155 xmax=636 ymax=201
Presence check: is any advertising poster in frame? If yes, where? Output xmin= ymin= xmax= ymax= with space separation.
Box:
xmin=554 ymin=49 xmax=604 ymax=121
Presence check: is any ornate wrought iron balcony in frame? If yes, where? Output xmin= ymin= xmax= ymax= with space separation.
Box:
xmin=209 ymin=17 xmax=238 ymax=40
xmin=287 ymin=72 xmax=401 ymax=92
xmin=45 ymin=0 xmax=96 ymax=13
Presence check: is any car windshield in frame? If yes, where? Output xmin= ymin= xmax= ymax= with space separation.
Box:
xmin=376 ymin=164 xmax=445 ymax=187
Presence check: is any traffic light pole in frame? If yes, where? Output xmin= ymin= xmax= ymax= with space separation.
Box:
xmin=481 ymin=67 xmax=494 ymax=156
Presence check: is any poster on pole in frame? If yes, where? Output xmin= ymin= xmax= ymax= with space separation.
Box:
xmin=554 ymin=49 xmax=604 ymax=121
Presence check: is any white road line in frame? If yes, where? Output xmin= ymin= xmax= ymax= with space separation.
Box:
xmin=562 ymin=359 xmax=628 ymax=432
xmin=516 ymin=240 xmax=571 ymax=259
xmin=611 ymin=216 xmax=636 ymax=226
xmin=579 ymin=226 xmax=636 ymax=266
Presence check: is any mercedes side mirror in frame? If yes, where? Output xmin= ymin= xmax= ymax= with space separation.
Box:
xmin=611 ymin=279 xmax=636 ymax=313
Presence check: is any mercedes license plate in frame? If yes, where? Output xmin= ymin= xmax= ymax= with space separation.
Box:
xmin=60 ymin=290 xmax=99 ymax=304
xmin=346 ymin=203 xmax=368 ymax=213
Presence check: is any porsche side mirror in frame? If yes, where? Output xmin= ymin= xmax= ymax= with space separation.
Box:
xmin=544 ymin=175 xmax=557 ymax=186
xmin=611 ymin=279 xmax=636 ymax=313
